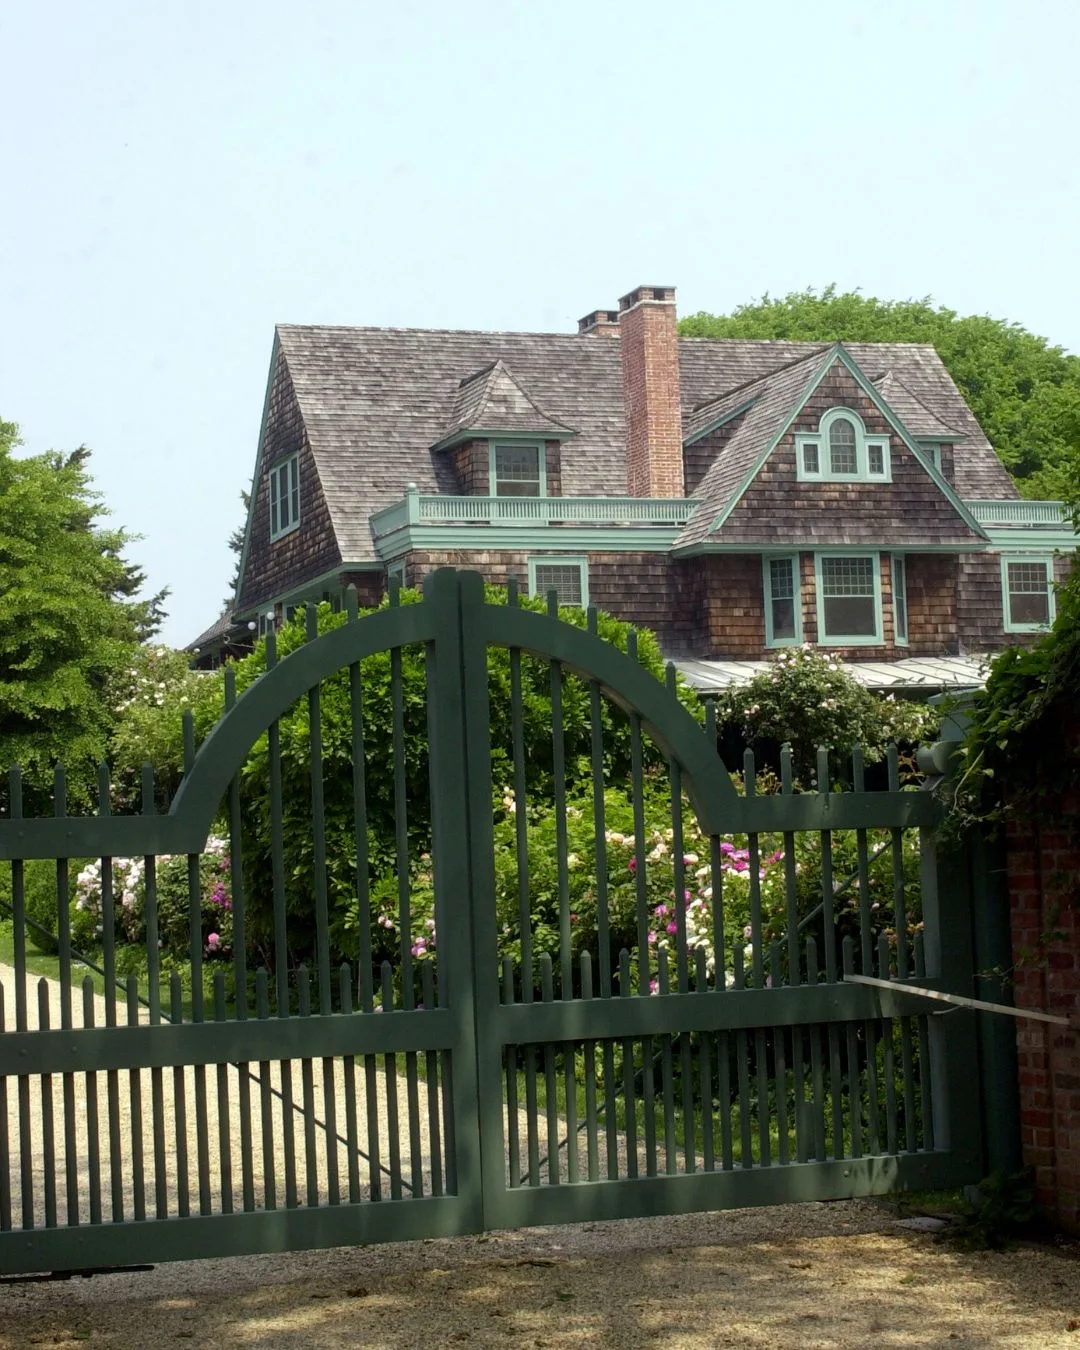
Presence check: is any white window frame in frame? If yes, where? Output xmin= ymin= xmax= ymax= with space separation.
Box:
xmin=269 ymin=454 xmax=300 ymax=540
xmin=1001 ymin=554 xmax=1056 ymax=633
xmin=527 ymin=555 xmax=589 ymax=608
xmin=796 ymin=408 xmax=891 ymax=484
xmin=891 ymin=554 xmax=909 ymax=646
xmin=815 ymin=552 xmax=884 ymax=646
xmin=762 ymin=554 xmax=801 ymax=647
xmin=489 ymin=441 xmax=547 ymax=498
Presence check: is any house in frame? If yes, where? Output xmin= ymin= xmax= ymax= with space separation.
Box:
xmin=194 ymin=285 xmax=1077 ymax=691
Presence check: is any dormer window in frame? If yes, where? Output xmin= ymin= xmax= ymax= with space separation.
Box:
xmin=269 ymin=454 xmax=300 ymax=540
xmin=797 ymin=409 xmax=891 ymax=483
xmin=490 ymin=442 xmax=546 ymax=497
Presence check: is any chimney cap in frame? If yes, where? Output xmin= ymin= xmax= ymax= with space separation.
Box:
xmin=618 ymin=285 xmax=677 ymax=311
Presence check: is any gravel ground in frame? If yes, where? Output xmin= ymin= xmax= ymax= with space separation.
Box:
xmin=5 ymin=965 xmax=1080 ymax=1346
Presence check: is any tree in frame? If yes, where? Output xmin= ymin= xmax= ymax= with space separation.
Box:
xmin=680 ymin=287 xmax=1080 ymax=500
xmin=225 ymin=488 xmax=250 ymax=605
xmin=0 ymin=419 xmax=167 ymax=806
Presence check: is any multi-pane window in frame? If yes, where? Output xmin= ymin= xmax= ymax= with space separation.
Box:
xmin=765 ymin=556 xmax=799 ymax=645
xmin=493 ymin=443 xmax=543 ymax=497
xmin=1003 ymin=558 xmax=1054 ymax=630
xmin=269 ymin=455 xmax=300 ymax=539
xmin=892 ymin=555 xmax=908 ymax=644
xmin=529 ymin=557 xmax=587 ymax=607
xmin=828 ymin=417 xmax=858 ymax=474
xmin=796 ymin=409 xmax=890 ymax=482
xmin=819 ymin=555 xmax=880 ymax=641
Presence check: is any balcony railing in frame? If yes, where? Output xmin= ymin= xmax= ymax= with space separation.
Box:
xmin=371 ymin=489 xmax=701 ymax=537
xmin=964 ymin=499 xmax=1071 ymax=526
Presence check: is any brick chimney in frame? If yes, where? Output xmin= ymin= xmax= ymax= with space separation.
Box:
xmin=618 ymin=285 xmax=684 ymax=498
xmin=577 ymin=308 xmax=621 ymax=337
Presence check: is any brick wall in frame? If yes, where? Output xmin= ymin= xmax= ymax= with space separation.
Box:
xmin=619 ymin=287 xmax=684 ymax=498
xmin=238 ymin=353 xmax=342 ymax=612
xmin=1007 ymin=792 xmax=1080 ymax=1229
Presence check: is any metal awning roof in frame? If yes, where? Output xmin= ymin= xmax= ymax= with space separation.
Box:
xmin=672 ymin=654 xmax=991 ymax=693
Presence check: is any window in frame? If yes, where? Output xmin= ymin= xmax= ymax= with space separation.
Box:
xmin=816 ymin=554 xmax=883 ymax=644
xmin=829 ymin=417 xmax=858 ymax=474
xmin=491 ymin=442 xmax=544 ymax=497
xmin=796 ymin=409 xmax=891 ymax=483
xmin=892 ymin=555 xmax=908 ymax=645
xmin=269 ymin=454 xmax=300 ymax=539
xmin=763 ymin=555 xmax=800 ymax=646
xmin=1002 ymin=557 xmax=1055 ymax=631
xmin=528 ymin=556 xmax=588 ymax=607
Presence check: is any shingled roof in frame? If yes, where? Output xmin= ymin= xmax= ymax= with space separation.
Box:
xmin=435 ymin=360 xmax=575 ymax=448
xmin=271 ymin=325 xmax=1018 ymax=563
xmin=873 ymin=370 xmax=962 ymax=439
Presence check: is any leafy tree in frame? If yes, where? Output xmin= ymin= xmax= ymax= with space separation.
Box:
xmin=680 ymin=287 xmax=1080 ymax=499
xmin=225 ymin=488 xmax=250 ymax=604
xmin=0 ymin=419 xmax=166 ymax=806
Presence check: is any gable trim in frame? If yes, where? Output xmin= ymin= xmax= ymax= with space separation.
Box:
xmin=433 ymin=426 xmax=574 ymax=452
xmin=233 ymin=331 xmax=282 ymax=610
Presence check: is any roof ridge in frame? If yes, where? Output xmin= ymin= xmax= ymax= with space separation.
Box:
xmin=690 ymin=344 xmax=831 ymax=414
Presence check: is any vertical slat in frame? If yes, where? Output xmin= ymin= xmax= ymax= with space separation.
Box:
xmin=717 ymin=1024 xmax=734 ymax=1171
xmin=381 ymin=962 xmax=402 ymax=1200
xmin=540 ymin=954 xmax=559 ymax=1185
xmin=815 ymin=747 xmax=837 ymax=983
xmin=265 ymin=632 xmax=289 ymax=1020
xmin=901 ymin=1013 xmax=918 ymax=1153
xmin=706 ymin=703 xmax=726 ymax=992
xmin=879 ymin=934 xmax=899 ymax=1155
xmin=306 ymin=607 xmax=333 ymax=1015
xmin=337 ymin=967 xmax=360 ymax=1205
xmin=348 ymin=600 xmax=374 ymax=1015
xmin=851 ymin=747 xmax=874 ymax=974
xmin=587 ymin=608 xmax=611 ymax=997
xmin=422 ymin=962 xmax=443 ymax=1197
xmin=628 ymin=641 xmax=650 ymax=996
xmin=0 ymin=987 xmax=8 ymax=1230
xmin=547 ymin=597 xmax=573 ymax=1002
xmin=96 ymin=766 xmax=124 ymax=1222
xmin=783 ymin=752 xmax=806 ymax=1161
xmin=256 ymin=970 xmax=277 ymax=1211
xmin=887 ymin=746 xmax=909 ymax=979
xmin=641 ymin=1023 xmax=657 ymax=1178
xmin=770 ymin=946 xmax=789 ymax=1166
xmin=581 ymin=953 xmax=600 ymax=1183
xmin=914 ymin=932 xmax=935 ymax=1151
xmin=38 ymin=982 xmax=57 ymax=1227
xmin=54 ymin=768 xmax=80 ymax=1227
xmin=10 ymin=772 xmax=34 ymax=1228
xmin=364 ymin=1031 xmax=383 ymax=1202
xmin=81 ymin=980 xmax=101 ymax=1226
xmin=170 ymin=974 xmax=191 ymax=1218
xmin=842 ymin=938 xmax=863 ymax=1159
xmin=668 ymin=682 xmax=689 ymax=995
xmin=732 ymin=944 xmax=752 ymax=1168
xmin=390 ymin=636 xmax=414 ymax=1015
xmin=523 ymin=1028 xmax=541 ymax=1186
xmin=696 ymin=949 xmax=715 ymax=1173
xmin=127 ymin=977 xmax=146 ymax=1221
xmin=224 ymin=668 xmax=248 ymax=1020
xmin=619 ymin=949 xmax=638 ymax=1179
xmin=141 ymin=765 xmax=161 ymax=1022
xmin=509 ymin=634 xmax=533 ymax=1003
xmin=182 ymin=716 xmax=212 ymax=1218
xmin=806 ymin=938 xmax=826 ymax=1160
xmin=658 ymin=949 xmax=677 ymax=1174
xmin=744 ymin=750 xmax=764 ymax=987
xmin=298 ymin=969 xmax=319 ymax=1206
xmin=503 ymin=959 xmax=520 ymax=1189
xmin=213 ymin=975 xmax=234 ymax=1214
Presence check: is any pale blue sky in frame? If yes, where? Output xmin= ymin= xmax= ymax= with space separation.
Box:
xmin=2 ymin=0 xmax=1077 ymax=646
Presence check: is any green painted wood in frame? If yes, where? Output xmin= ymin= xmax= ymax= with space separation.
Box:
xmin=581 ymin=953 xmax=600 ymax=1183
xmin=9 ymin=770 xmax=27 ymax=1035
xmin=887 ymin=746 xmax=909 ymax=980
xmin=141 ymin=767 xmax=162 ymax=1029
xmin=382 ymin=962 xmax=403 ymax=1201
xmin=841 ymin=939 xmax=863 ymax=1158
xmin=278 ymin=1043 xmax=299 ymax=1210
xmin=299 ymin=969 xmax=319 ymax=1207
xmin=127 ymin=977 xmax=146 ymax=1221
xmin=602 ymin=1036 xmax=619 ymax=1182
xmin=914 ymin=932 xmax=935 ymax=1152
xmin=38 ymin=981 xmax=57 ymax=1227
xmin=709 ymin=833 xmax=726 ymax=991
xmin=732 ymin=945 xmax=752 ymax=1169
xmin=744 ymin=751 xmax=765 ymax=989
xmin=348 ymin=615 xmax=374 ymax=1015
xmin=509 ymin=633 xmax=533 ymax=1003
xmin=170 ymin=974 xmax=191 ymax=1218
xmin=770 ymin=947 xmax=789 ymax=1166
xmin=540 ymin=955 xmax=559 ymax=1186
xmin=697 ymin=950 xmax=714 ymax=1173
xmin=339 ymin=967 xmax=361 ymax=1204
xmin=502 ymin=959 xmax=520 ymax=1189
xmin=422 ymin=962 xmax=443 ymax=1197
xmin=0 ymin=988 xmax=8 ymax=1230
xmin=658 ymin=950 xmax=676 ymax=1174
xmin=879 ymin=935 xmax=900 ymax=1155
xmin=716 ymin=1026 xmax=734 ymax=1171
xmin=213 ymin=975 xmax=234 ymax=1214
xmin=620 ymin=949 xmax=638 ymax=1180
xmin=588 ymin=608 xmax=612 ymax=997
xmin=629 ymin=697 xmax=650 ymax=997
xmin=390 ymin=634 xmax=414 ymax=1014
xmin=668 ymin=690 xmax=689 ymax=995
xmin=364 ymin=1041 xmax=383 ymax=1202
xmin=224 ymin=668 xmax=248 ymax=1021
xmin=306 ymin=608 xmax=333 ymax=1019
xmin=256 ymin=971 xmax=277 ymax=1212
xmin=547 ymin=598 xmax=573 ymax=1003
xmin=806 ymin=940 xmax=827 ymax=1161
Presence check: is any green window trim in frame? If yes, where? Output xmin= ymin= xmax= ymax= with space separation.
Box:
xmin=891 ymin=554 xmax=909 ymax=646
xmin=1001 ymin=554 xmax=1056 ymax=632
xmin=762 ymin=554 xmax=802 ymax=647
xmin=489 ymin=440 xmax=547 ymax=498
xmin=814 ymin=552 xmax=884 ymax=646
xmin=527 ymin=555 xmax=589 ymax=608
xmin=269 ymin=454 xmax=300 ymax=541
xmin=796 ymin=408 xmax=891 ymax=484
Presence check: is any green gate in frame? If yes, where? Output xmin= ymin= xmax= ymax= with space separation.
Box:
xmin=0 ymin=569 xmax=986 ymax=1275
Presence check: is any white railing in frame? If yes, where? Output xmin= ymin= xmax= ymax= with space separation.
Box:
xmin=371 ymin=491 xmax=700 ymax=536
xmin=964 ymin=499 xmax=1071 ymax=526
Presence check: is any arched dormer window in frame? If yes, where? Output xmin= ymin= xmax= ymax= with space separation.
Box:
xmin=796 ymin=408 xmax=891 ymax=483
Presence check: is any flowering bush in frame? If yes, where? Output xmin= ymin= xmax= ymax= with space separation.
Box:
xmin=712 ymin=645 xmax=939 ymax=782
xmin=71 ymin=834 xmax=234 ymax=965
